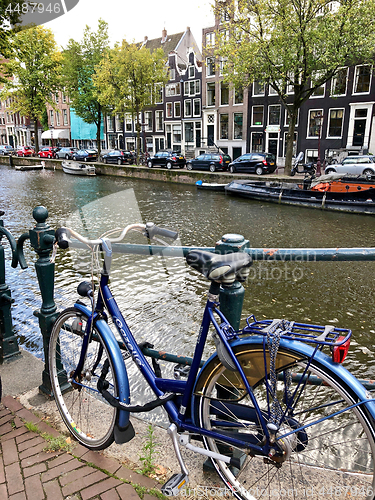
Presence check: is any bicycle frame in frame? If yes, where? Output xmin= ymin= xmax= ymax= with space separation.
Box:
xmin=72 ymin=269 xmax=375 ymax=457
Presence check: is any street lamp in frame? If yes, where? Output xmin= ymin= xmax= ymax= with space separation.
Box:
xmin=49 ymin=125 xmax=54 ymax=147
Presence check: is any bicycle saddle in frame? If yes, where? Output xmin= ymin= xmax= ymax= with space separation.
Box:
xmin=186 ymin=250 xmax=252 ymax=284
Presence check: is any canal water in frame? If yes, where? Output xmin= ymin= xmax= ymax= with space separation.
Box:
xmin=1 ymin=165 xmax=375 ymax=417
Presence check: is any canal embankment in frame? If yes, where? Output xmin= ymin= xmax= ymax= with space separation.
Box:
xmin=0 ymin=155 xmax=300 ymax=185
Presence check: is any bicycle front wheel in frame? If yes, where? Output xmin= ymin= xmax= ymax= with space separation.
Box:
xmin=49 ymin=307 xmax=118 ymax=450
xmin=194 ymin=344 xmax=375 ymax=500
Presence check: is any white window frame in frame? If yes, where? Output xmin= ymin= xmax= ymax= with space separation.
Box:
xmin=327 ymin=108 xmax=344 ymax=139
xmin=353 ymin=64 xmax=372 ymax=95
xmin=307 ymin=109 xmax=323 ymax=139
xmin=253 ymin=81 xmax=265 ymax=96
xmin=189 ymin=65 xmax=195 ymax=78
xmin=331 ymin=67 xmax=348 ymax=97
xmin=166 ymin=102 xmax=172 ymax=118
xmin=174 ymin=102 xmax=181 ymax=118
xmin=193 ymin=98 xmax=200 ymax=117
xmin=63 ymin=109 xmax=68 ymax=125
xmin=184 ymin=100 xmax=192 ymax=118
xmin=252 ymin=105 xmax=264 ymax=127
xmin=284 ymin=109 xmax=299 ymax=127
xmin=155 ymin=110 xmax=163 ymax=131
xmin=206 ymin=57 xmax=215 ymax=77
xmin=268 ymin=104 xmax=281 ymax=125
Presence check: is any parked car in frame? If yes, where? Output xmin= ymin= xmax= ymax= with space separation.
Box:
xmin=72 ymin=149 xmax=98 ymax=162
xmin=228 ymin=153 xmax=277 ymax=175
xmin=0 ymin=145 xmax=15 ymax=155
xmin=186 ymin=153 xmax=231 ymax=172
xmin=101 ymin=150 xmax=135 ymax=165
xmin=55 ymin=147 xmax=78 ymax=160
xmin=325 ymin=155 xmax=375 ymax=176
xmin=38 ymin=147 xmax=58 ymax=159
xmin=16 ymin=146 xmax=34 ymax=157
xmin=147 ymin=150 xmax=186 ymax=169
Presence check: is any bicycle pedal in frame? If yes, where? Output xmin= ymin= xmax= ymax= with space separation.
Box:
xmin=161 ymin=472 xmax=189 ymax=496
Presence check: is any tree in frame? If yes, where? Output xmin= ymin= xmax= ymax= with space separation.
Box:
xmin=93 ymin=41 xmax=168 ymax=160
xmin=216 ymin=0 xmax=375 ymax=173
xmin=0 ymin=0 xmax=23 ymax=58
xmin=0 ymin=25 xmax=61 ymax=152
xmin=62 ymin=19 xmax=109 ymax=157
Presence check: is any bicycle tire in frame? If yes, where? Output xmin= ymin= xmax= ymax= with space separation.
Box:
xmin=49 ymin=307 xmax=118 ymax=450
xmin=194 ymin=344 xmax=375 ymax=500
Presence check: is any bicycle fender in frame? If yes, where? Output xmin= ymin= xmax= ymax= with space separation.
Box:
xmin=73 ymin=303 xmax=131 ymax=429
xmin=194 ymin=336 xmax=375 ymax=420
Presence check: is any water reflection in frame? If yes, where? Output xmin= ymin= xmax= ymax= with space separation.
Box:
xmin=1 ymin=166 xmax=375 ymax=390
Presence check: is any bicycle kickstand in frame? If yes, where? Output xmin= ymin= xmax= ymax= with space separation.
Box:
xmin=161 ymin=424 xmax=189 ymax=497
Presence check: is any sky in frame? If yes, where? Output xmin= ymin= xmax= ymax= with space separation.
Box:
xmin=44 ymin=0 xmax=215 ymax=50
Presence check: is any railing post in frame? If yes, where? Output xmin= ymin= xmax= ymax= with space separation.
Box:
xmin=215 ymin=234 xmax=250 ymax=331
xmin=0 ymin=213 xmax=20 ymax=363
xmin=29 ymin=206 xmax=57 ymax=396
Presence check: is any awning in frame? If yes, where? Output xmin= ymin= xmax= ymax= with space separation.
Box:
xmin=41 ymin=129 xmax=70 ymax=140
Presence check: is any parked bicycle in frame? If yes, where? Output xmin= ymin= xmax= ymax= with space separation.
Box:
xmin=49 ymin=223 xmax=375 ymax=499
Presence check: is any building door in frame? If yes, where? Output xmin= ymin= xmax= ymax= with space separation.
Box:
xmin=353 ymin=119 xmax=366 ymax=146
xmin=207 ymin=125 xmax=214 ymax=146
xmin=267 ymin=132 xmax=278 ymax=157
xmin=233 ymin=147 xmax=242 ymax=160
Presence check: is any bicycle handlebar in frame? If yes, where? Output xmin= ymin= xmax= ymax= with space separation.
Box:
xmin=54 ymin=223 xmax=178 ymax=249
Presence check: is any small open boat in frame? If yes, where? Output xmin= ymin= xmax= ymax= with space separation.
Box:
xmin=196 ymin=180 xmax=227 ymax=191
xmin=62 ymin=160 xmax=96 ymax=176
xmin=15 ymin=161 xmax=45 ymax=171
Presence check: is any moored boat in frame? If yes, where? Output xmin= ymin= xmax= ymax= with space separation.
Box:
xmin=225 ymin=179 xmax=375 ymax=215
xmin=62 ymin=160 xmax=96 ymax=176
xmin=15 ymin=161 xmax=45 ymax=171
xmin=196 ymin=180 xmax=227 ymax=191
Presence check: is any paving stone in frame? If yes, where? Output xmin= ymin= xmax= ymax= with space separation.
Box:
xmin=101 ymin=488 xmax=121 ymax=499
xmin=36 ymin=421 xmax=61 ymax=437
xmin=115 ymin=467 xmax=157 ymax=489
xmin=17 ymin=435 xmax=44 ymax=452
xmin=71 ymin=443 xmax=90 ymax=458
xmin=16 ymin=408 xmax=40 ymax=424
xmin=16 ymin=431 xmax=37 ymax=445
xmin=47 ymin=452 xmax=74 ymax=469
xmin=2 ymin=396 xmax=24 ymax=412
xmin=21 ymin=451 xmax=56 ymax=468
xmin=80 ymin=450 xmax=122 ymax=474
xmin=19 ymin=441 xmax=46 ymax=460
xmin=143 ymin=495 xmax=160 ymax=500
xmin=0 ymin=413 xmax=13 ymax=426
xmin=43 ymin=479 xmax=64 ymax=500
xmin=0 ymin=421 xmax=13 ymax=436
xmin=116 ymin=483 xmax=140 ymax=499
xmin=42 ymin=457 xmax=84 ymax=482
xmin=25 ymin=473 xmax=45 ymax=500
xmin=5 ymin=462 xmax=24 ymax=495
xmin=80 ymin=477 xmax=123 ymax=500
xmin=0 ymin=407 xmax=11 ymax=418
xmin=23 ymin=461 xmax=47 ymax=478
xmin=0 ymin=483 xmax=7 ymax=498
xmin=2 ymin=426 xmax=29 ymax=442
xmin=9 ymin=491 xmax=27 ymax=500
xmin=2 ymin=438 xmax=19 ymax=465
xmin=0 ymin=454 xmax=5 ymax=484
xmin=13 ymin=416 xmax=24 ymax=428
xmin=61 ymin=470 xmax=108 ymax=497
xmin=59 ymin=465 xmax=101 ymax=486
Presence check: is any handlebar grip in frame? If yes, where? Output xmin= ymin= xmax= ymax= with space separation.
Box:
xmin=146 ymin=223 xmax=178 ymax=241
xmin=55 ymin=227 xmax=70 ymax=249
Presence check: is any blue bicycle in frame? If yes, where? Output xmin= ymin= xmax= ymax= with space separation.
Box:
xmin=49 ymin=223 xmax=375 ymax=499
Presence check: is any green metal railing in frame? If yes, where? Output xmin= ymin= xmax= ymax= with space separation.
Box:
xmin=1 ymin=206 xmax=375 ymax=393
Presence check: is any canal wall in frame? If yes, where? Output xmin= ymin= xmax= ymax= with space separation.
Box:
xmin=0 ymin=156 xmax=297 ymax=185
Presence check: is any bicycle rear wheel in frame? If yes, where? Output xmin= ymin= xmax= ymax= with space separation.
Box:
xmin=194 ymin=344 xmax=375 ymax=500
xmin=49 ymin=307 xmax=118 ymax=450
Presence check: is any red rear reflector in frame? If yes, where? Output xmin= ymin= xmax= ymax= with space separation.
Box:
xmin=219 ymin=156 xmax=223 ymax=164
xmin=263 ymin=160 xmax=267 ymax=165
xmin=332 ymin=336 xmax=350 ymax=363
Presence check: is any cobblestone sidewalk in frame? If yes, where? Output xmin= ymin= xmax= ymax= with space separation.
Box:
xmin=0 ymin=395 xmax=161 ymax=500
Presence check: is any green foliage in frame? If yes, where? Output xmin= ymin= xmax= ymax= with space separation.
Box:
xmin=216 ymin=0 xmax=375 ymax=170
xmin=137 ymin=424 xmax=159 ymax=476
xmin=42 ymin=434 xmax=74 ymax=453
xmin=0 ymin=25 xmax=62 ymax=152
xmin=62 ymin=19 xmax=110 ymax=155
xmin=0 ymin=0 xmax=23 ymax=57
xmin=93 ymin=40 xmax=168 ymax=158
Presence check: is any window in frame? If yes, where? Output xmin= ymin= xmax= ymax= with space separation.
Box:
xmin=220 ymin=82 xmax=229 ymax=105
xmin=155 ymin=84 xmax=163 ymax=103
xmin=234 ymin=87 xmax=243 ymax=104
xmin=268 ymin=105 xmax=281 ymax=125
xmin=328 ymin=109 xmax=344 ymax=138
xmin=251 ymin=132 xmax=263 ymax=152
xmin=115 ymin=114 xmax=122 ymax=131
xmin=307 ymin=109 xmax=323 ymax=138
xmin=63 ymin=109 xmax=68 ymax=125
xmin=311 ymin=78 xmax=325 ymax=97
xmin=145 ymin=111 xmax=152 ymax=131
xmin=252 ymin=105 xmax=263 ymax=126
xmin=184 ymin=100 xmax=192 ymax=117
xmin=155 ymin=110 xmax=163 ymax=131
xmin=206 ymin=57 xmax=215 ymax=76
xmin=166 ymin=102 xmax=172 ymax=118
xmin=125 ymin=115 xmax=132 ymax=132
xmin=166 ymin=83 xmax=180 ymax=96
xmin=50 ymin=110 xmax=54 ymax=126
xmin=253 ymin=81 xmax=265 ymax=96
xmin=193 ymin=98 xmax=200 ymax=116
xmin=55 ymin=93 xmax=59 ymax=104
xmin=220 ymin=114 xmax=229 ymax=139
xmin=62 ymin=91 xmax=66 ymax=103
xmin=189 ymin=66 xmax=195 ymax=78
xmin=354 ymin=65 xmax=371 ymax=94
xmin=207 ymin=82 xmax=215 ymax=106
xmin=219 ymin=57 xmax=227 ymax=75
xmin=172 ymin=124 xmax=181 ymax=143
xmin=56 ymin=111 xmax=60 ymax=126
xmin=170 ymin=68 xmax=175 ymax=80
xmin=331 ymin=68 xmax=348 ymax=96
xmin=233 ymin=113 xmax=243 ymax=139
xmin=174 ymin=102 xmax=181 ymax=118
xmin=269 ymin=84 xmax=278 ymax=96
xmin=285 ymin=109 xmax=299 ymax=127
xmin=184 ymin=80 xmax=200 ymax=96
xmin=205 ymin=32 xmax=215 ymax=48
xmin=185 ymin=122 xmax=194 ymax=143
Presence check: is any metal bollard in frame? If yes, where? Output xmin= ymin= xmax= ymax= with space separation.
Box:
xmin=0 ymin=214 xmax=20 ymax=362
xmin=29 ymin=206 xmax=57 ymax=396
xmin=215 ymin=234 xmax=250 ymax=331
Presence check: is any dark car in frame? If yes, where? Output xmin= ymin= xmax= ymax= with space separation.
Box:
xmin=38 ymin=147 xmax=58 ymax=159
xmin=102 ymin=150 xmax=135 ymax=165
xmin=16 ymin=146 xmax=34 ymax=157
xmin=147 ymin=150 xmax=186 ymax=169
xmin=0 ymin=145 xmax=15 ymax=155
xmin=186 ymin=153 xmax=231 ymax=172
xmin=72 ymin=149 xmax=98 ymax=162
xmin=55 ymin=147 xmax=78 ymax=160
xmin=228 ymin=153 xmax=277 ymax=175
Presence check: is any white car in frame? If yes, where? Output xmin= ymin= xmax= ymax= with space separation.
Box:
xmin=325 ymin=155 xmax=375 ymax=176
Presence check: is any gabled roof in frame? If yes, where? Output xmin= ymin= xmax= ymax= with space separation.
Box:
xmin=140 ymin=32 xmax=185 ymax=56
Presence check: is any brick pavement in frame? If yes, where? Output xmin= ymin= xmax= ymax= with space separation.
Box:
xmin=0 ymin=396 xmax=161 ymax=500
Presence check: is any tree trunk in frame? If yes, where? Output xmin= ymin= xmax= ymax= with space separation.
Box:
xmin=33 ymin=117 xmax=39 ymax=153
xmin=284 ymin=109 xmax=298 ymax=175
xmin=135 ymin=105 xmax=141 ymax=164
